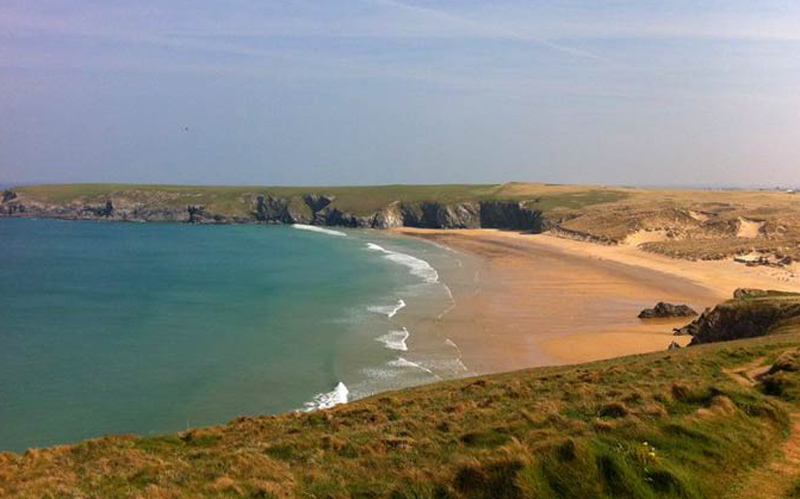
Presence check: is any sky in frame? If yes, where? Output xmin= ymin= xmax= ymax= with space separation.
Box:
xmin=1 ymin=0 xmax=799 ymax=187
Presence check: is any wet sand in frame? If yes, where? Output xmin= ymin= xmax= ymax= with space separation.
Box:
xmin=395 ymin=228 xmax=800 ymax=372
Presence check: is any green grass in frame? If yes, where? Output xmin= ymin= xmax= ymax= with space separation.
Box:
xmin=14 ymin=183 xmax=630 ymax=217
xmin=3 ymin=331 xmax=800 ymax=498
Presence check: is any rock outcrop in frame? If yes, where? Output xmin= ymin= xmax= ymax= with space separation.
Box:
xmin=674 ymin=289 xmax=800 ymax=345
xmin=253 ymin=195 xmax=311 ymax=224
xmin=187 ymin=205 xmax=206 ymax=223
xmin=82 ymin=200 xmax=115 ymax=218
xmin=638 ymin=302 xmax=697 ymax=319
xmin=479 ymin=201 xmax=543 ymax=231
xmin=303 ymin=194 xmax=335 ymax=213
xmin=370 ymin=202 xmax=404 ymax=229
xmin=418 ymin=202 xmax=481 ymax=229
xmin=2 ymin=189 xmax=17 ymax=203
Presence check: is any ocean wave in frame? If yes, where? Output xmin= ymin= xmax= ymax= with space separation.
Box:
xmin=388 ymin=357 xmax=441 ymax=379
xmin=376 ymin=328 xmax=409 ymax=351
xmin=292 ymin=224 xmax=347 ymax=237
xmin=365 ymin=243 xmax=439 ymax=283
xmin=445 ymin=339 xmax=470 ymax=373
xmin=302 ymin=382 xmax=349 ymax=411
xmin=368 ymin=299 xmax=406 ymax=319
xmin=437 ymin=283 xmax=456 ymax=320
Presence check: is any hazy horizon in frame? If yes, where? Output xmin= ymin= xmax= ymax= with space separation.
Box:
xmin=2 ymin=1 xmax=799 ymax=187
xmin=3 ymin=180 xmax=799 ymax=191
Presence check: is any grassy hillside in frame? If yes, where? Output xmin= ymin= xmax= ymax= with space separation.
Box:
xmin=4 ymin=327 xmax=800 ymax=497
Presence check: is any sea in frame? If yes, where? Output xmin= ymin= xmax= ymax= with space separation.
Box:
xmin=0 ymin=218 xmax=469 ymax=452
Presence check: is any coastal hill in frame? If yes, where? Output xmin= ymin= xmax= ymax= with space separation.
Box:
xmin=4 ymin=291 xmax=800 ymax=497
xmin=3 ymin=182 xmax=800 ymax=262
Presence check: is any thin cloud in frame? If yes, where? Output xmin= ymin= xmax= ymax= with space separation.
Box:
xmin=364 ymin=0 xmax=609 ymax=61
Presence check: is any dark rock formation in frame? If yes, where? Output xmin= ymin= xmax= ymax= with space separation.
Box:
xmin=187 ymin=205 xmax=205 ymax=223
xmin=253 ymin=195 xmax=311 ymax=224
xmin=318 ymin=208 xmax=362 ymax=228
xmin=418 ymin=202 xmax=481 ymax=229
xmin=479 ymin=201 xmax=542 ymax=231
xmin=82 ymin=200 xmax=114 ymax=218
xmin=2 ymin=190 xmax=17 ymax=203
xmin=638 ymin=302 xmax=697 ymax=319
xmin=667 ymin=341 xmax=682 ymax=350
xmin=303 ymin=194 xmax=335 ymax=213
xmin=675 ymin=290 xmax=800 ymax=345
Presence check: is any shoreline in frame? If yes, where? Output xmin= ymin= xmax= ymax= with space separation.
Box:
xmin=395 ymin=228 xmax=800 ymax=370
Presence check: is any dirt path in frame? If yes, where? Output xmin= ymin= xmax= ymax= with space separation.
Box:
xmin=733 ymin=412 xmax=800 ymax=498
xmin=725 ymin=358 xmax=800 ymax=498
xmin=723 ymin=357 xmax=769 ymax=388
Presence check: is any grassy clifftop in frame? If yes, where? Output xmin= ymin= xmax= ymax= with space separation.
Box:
xmin=11 ymin=182 xmax=628 ymax=217
xmin=4 ymin=323 xmax=800 ymax=497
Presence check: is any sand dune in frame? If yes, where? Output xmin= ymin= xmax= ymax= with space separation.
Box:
xmin=737 ymin=217 xmax=765 ymax=239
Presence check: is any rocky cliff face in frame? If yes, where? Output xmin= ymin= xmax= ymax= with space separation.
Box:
xmin=253 ymin=195 xmax=310 ymax=224
xmin=0 ymin=188 xmax=559 ymax=232
xmin=479 ymin=201 xmax=543 ymax=231
xmin=675 ymin=289 xmax=800 ymax=345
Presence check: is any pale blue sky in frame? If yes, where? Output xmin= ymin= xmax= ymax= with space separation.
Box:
xmin=1 ymin=0 xmax=799 ymax=186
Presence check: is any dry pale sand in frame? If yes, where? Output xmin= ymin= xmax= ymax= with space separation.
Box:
xmin=395 ymin=228 xmax=800 ymax=372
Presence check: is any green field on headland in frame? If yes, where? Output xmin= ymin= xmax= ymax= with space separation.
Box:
xmin=10 ymin=182 xmax=628 ymax=217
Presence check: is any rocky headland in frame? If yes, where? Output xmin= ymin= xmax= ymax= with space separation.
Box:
xmin=4 ymin=183 xmax=800 ymax=264
xmin=670 ymin=289 xmax=800 ymax=345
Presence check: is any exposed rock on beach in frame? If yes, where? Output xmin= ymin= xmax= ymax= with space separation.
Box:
xmin=638 ymin=302 xmax=697 ymax=319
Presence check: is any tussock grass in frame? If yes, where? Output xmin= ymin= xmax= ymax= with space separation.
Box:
xmin=3 ymin=332 xmax=800 ymax=497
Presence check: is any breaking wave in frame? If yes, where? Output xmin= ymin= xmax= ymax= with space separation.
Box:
xmin=368 ymin=299 xmax=406 ymax=319
xmin=377 ymin=328 xmax=409 ymax=351
xmin=388 ymin=357 xmax=441 ymax=379
xmin=293 ymin=224 xmax=347 ymax=237
xmin=365 ymin=243 xmax=439 ymax=283
xmin=303 ymin=382 xmax=349 ymax=411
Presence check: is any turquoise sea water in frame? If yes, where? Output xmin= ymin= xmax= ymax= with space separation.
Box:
xmin=0 ymin=219 xmax=465 ymax=452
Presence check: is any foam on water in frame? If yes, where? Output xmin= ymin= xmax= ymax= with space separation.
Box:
xmin=365 ymin=243 xmax=439 ymax=283
xmin=445 ymin=339 xmax=470 ymax=373
xmin=376 ymin=328 xmax=409 ymax=351
xmin=292 ymin=224 xmax=347 ymax=237
xmin=368 ymin=299 xmax=406 ymax=318
xmin=437 ymin=283 xmax=456 ymax=319
xmin=389 ymin=357 xmax=441 ymax=379
xmin=303 ymin=382 xmax=349 ymax=411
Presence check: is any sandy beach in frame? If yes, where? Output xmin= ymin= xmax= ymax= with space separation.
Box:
xmin=395 ymin=228 xmax=800 ymax=372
